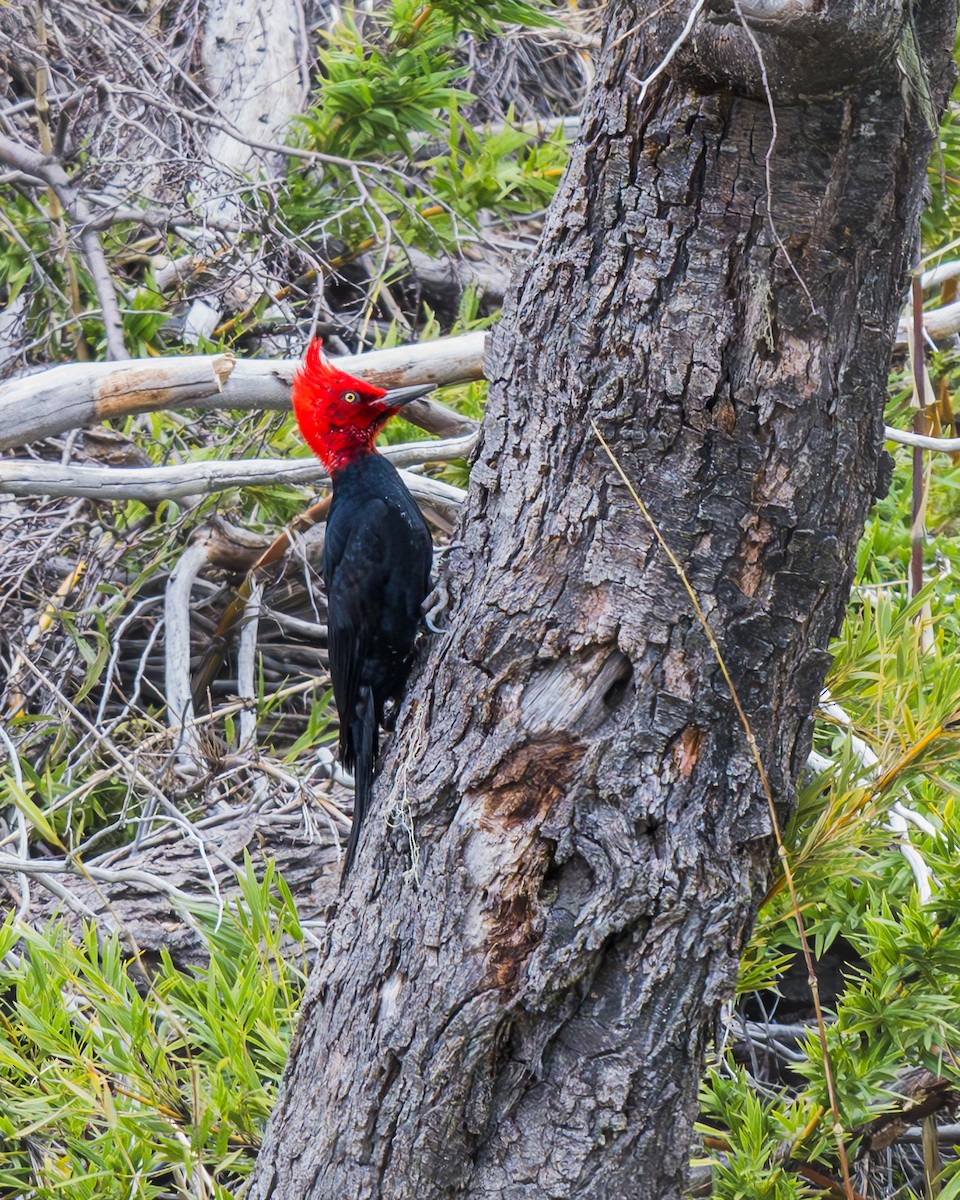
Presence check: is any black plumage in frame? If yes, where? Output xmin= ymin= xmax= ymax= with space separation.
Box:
xmin=323 ymin=452 xmax=433 ymax=877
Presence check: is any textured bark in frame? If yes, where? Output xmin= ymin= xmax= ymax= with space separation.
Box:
xmin=250 ymin=2 xmax=957 ymax=1197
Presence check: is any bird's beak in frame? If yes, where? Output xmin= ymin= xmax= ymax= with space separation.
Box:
xmin=383 ymin=382 xmax=436 ymax=408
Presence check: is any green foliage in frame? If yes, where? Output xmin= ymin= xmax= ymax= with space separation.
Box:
xmin=0 ymin=859 xmax=306 ymax=1197
xmin=0 ymin=193 xmax=43 ymax=306
xmin=701 ymin=204 xmax=960 ymax=1186
xmin=286 ymin=0 xmax=568 ymax=258
xmin=122 ymin=282 xmax=173 ymax=359
xmin=296 ymin=11 xmax=470 ymax=160
xmin=419 ymin=108 xmax=567 ymax=240
xmin=0 ymin=191 xmax=95 ymax=360
xmin=698 ymin=1068 xmax=831 ymax=1199
xmin=428 ymin=0 xmax=558 ymax=35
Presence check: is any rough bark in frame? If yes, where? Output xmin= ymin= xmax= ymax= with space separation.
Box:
xmin=249 ymin=2 xmax=958 ymax=1197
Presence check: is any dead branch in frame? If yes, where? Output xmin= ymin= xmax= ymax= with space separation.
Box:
xmin=0 ymin=132 xmax=128 ymax=361
xmin=237 ymin=580 xmax=263 ymax=752
xmin=896 ymin=298 xmax=960 ymax=346
xmin=885 ymin=425 xmax=960 ymax=452
xmin=165 ymin=534 xmax=216 ymax=775
xmin=919 ymin=260 xmax=960 ymax=291
xmin=197 ymin=0 xmax=306 ymax=184
xmin=0 ymin=333 xmax=486 ymax=450
xmin=857 ymin=1068 xmax=959 ymax=1153
xmin=0 ymin=439 xmax=474 ymax=508
xmin=12 ymin=790 xmax=341 ymax=966
xmin=392 ymin=247 xmax=511 ymax=310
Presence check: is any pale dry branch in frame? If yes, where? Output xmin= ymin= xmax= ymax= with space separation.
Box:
xmin=0 ymin=440 xmax=473 ymax=508
xmin=197 ymin=0 xmax=305 ymax=184
xmin=886 ymin=807 xmax=934 ymax=903
xmin=237 ymin=579 xmax=263 ymax=753
xmin=0 ymin=333 xmax=486 ymax=450
xmin=741 ymin=0 xmax=821 ymax=16
xmin=165 ymin=535 xmax=215 ymax=774
xmin=0 ymin=851 xmax=221 ymax=915
xmin=919 ymin=259 xmax=960 ymax=291
xmin=392 ymin=247 xmax=512 ymax=310
xmin=896 ymin=298 xmax=960 ymax=345
xmin=885 ymin=425 xmax=960 ymax=453
xmin=9 ymin=643 xmax=226 ymax=914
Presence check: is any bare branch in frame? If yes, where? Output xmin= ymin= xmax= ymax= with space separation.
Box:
xmin=165 ymin=535 xmax=215 ymax=775
xmin=392 ymin=247 xmax=511 ymax=310
xmin=0 ymin=333 xmax=487 ymax=450
xmin=918 ymin=259 xmax=960 ymax=291
xmin=0 ymin=850 xmax=222 ymax=915
xmin=885 ymin=425 xmax=960 ymax=453
xmin=0 ymin=433 xmax=473 ymax=500
xmin=896 ymin=298 xmax=960 ymax=346
xmin=237 ymin=580 xmax=263 ymax=753
xmin=0 ymin=133 xmax=128 ymax=361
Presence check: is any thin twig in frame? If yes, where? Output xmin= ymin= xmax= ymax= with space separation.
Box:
xmin=0 ymin=132 xmax=128 ymax=360
xmin=628 ymin=0 xmax=706 ymax=104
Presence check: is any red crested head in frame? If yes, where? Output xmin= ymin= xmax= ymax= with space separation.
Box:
xmin=291 ymin=339 xmax=397 ymax=474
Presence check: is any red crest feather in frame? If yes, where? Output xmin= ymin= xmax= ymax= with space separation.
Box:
xmin=294 ymin=339 xmax=387 ymax=401
xmin=292 ymin=338 xmax=396 ymax=472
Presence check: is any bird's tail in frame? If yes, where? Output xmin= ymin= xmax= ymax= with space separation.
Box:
xmin=341 ymin=686 xmax=377 ymax=884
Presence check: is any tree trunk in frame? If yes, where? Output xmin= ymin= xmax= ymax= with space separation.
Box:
xmin=249 ymin=2 xmax=957 ymax=1197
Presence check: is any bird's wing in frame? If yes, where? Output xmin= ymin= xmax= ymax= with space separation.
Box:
xmin=324 ymin=497 xmax=391 ymax=768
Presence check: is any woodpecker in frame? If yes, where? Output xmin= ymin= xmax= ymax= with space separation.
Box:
xmin=292 ymin=339 xmax=434 ymax=878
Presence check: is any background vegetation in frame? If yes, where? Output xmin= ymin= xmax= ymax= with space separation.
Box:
xmin=0 ymin=2 xmax=959 ymax=1197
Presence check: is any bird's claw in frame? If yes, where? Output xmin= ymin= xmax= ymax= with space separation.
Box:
xmin=422 ymin=540 xmax=464 ymax=633
xmin=422 ymin=581 xmax=450 ymax=634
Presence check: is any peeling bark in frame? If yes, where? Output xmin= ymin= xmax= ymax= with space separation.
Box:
xmin=249 ymin=2 xmax=958 ymax=1197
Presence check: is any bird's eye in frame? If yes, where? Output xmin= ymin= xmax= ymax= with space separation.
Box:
xmin=342 ymin=390 xmax=359 ymax=404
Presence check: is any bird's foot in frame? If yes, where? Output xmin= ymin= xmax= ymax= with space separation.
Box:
xmin=423 ymin=541 xmax=466 ymax=632
xmin=422 ymin=581 xmax=451 ymax=634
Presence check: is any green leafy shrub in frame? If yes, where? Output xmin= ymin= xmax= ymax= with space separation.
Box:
xmin=0 ymin=859 xmax=306 ymax=1198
